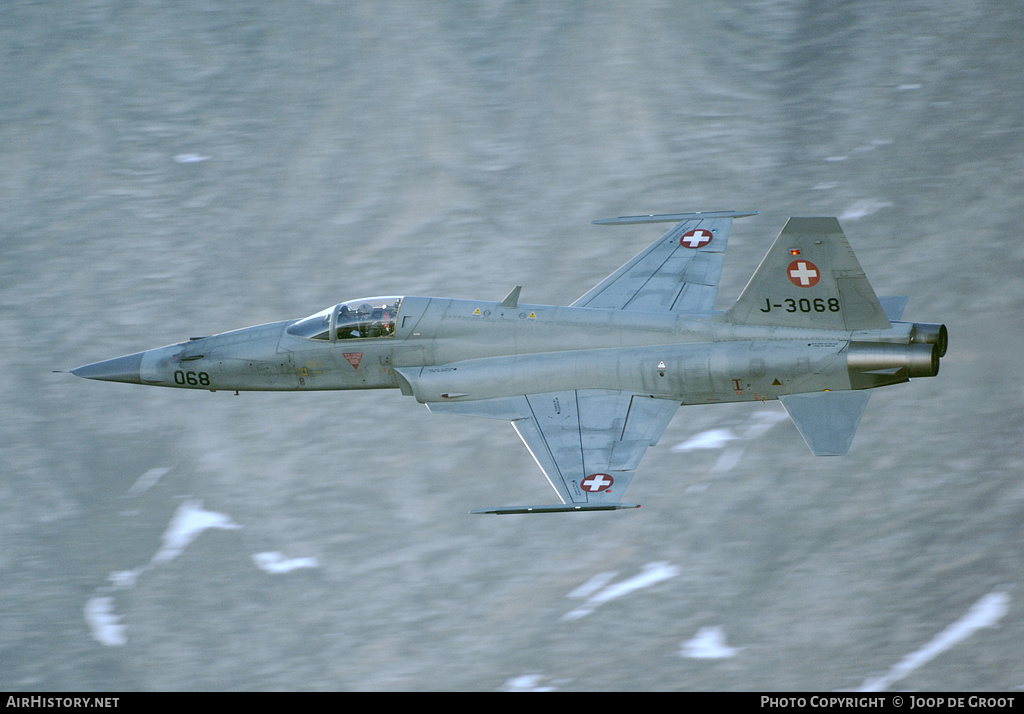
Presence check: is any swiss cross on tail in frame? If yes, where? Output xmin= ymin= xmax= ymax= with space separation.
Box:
xmin=719 ymin=217 xmax=890 ymax=331
xmin=787 ymin=260 xmax=820 ymax=287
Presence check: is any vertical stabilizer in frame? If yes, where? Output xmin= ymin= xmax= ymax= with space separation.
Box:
xmin=722 ymin=218 xmax=891 ymax=330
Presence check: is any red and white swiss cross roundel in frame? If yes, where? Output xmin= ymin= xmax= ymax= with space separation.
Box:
xmin=580 ymin=473 xmax=614 ymax=493
xmin=680 ymin=229 xmax=713 ymax=249
xmin=787 ymin=259 xmax=820 ymax=288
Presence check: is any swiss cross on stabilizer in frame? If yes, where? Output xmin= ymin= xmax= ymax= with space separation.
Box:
xmin=787 ymin=259 xmax=820 ymax=287
xmin=680 ymin=229 xmax=713 ymax=249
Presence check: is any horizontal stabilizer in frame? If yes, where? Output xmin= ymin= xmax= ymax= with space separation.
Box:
xmin=470 ymin=503 xmax=641 ymax=515
xmin=779 ymin=391 xmax=871 ymax=456
xmin=877 ymin=296 xmax=909 ymax=321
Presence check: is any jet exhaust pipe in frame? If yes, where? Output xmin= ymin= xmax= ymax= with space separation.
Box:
xmin=847 ymin=341 xmax=939 ymax=389
xmin=908 ymin=322 xmax=947 ymax=358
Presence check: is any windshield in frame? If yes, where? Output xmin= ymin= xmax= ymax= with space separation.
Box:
xmin=287 ymin=297 xmax=403 ymax=341
xmin=286 ymin=306 xmax=332 ymax=340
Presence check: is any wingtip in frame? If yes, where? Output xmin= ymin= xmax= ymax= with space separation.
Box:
xmin=469 ymin=503 xmax=641 ymax=515
xmin=592 ymin=210 xmax=758 ymax=225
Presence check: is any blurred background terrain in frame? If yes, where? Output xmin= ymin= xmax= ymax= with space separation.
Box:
xmin=2 ymin=0 xmax=1023 ymax=691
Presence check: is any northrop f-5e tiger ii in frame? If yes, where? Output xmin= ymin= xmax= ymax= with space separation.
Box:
xmin=71 ymin=211 xmax=946 ymax=514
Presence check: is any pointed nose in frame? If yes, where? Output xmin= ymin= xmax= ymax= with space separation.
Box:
xmin=71 ymin=351 xmax=145 ymax=384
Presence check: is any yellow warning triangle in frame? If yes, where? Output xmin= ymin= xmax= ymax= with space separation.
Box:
xmin=472 ymin=308 xmax=481 ymax=315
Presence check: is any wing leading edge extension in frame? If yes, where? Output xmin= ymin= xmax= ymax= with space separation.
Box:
xmin=427 ymin=390 xmax=680 ymax=514
xmin=572 ymin=211 xmax=757 ymax=313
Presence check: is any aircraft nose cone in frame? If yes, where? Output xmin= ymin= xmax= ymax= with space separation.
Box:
xmin=71 ymin=352 xmax=145 ymax=384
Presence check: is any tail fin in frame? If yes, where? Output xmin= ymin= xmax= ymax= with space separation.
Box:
xmin=721 ymin=217 xmax=891 ymax=330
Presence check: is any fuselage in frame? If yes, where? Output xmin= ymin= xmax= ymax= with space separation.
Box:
xmin=73 ymin=295 xmax=943 ymax=408
xmin=70 ymin=213 xmax=950 ymax=507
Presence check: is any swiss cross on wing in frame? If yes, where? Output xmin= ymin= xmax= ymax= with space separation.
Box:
xmin=680 ymin=229 xmax=713 ymax=249
xmin=580 ymin=473 xmax=614 ymax=493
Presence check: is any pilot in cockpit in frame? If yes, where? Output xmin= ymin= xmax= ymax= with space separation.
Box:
xmin=337 ymin=304 xmax=358 ymax=339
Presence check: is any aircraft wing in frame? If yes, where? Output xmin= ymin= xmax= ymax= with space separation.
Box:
xmin=427 ymin=390 xmax=680 ymax=514
xmin=572 ymin=211 xmax=756 ymax=313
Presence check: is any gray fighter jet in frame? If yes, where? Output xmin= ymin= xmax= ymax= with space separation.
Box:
xmin=71 ymin=212 xmax=946 ymax=514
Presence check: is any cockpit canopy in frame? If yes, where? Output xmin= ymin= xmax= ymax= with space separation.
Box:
xmin=287 ymin=297 xmax=403 ymax=341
